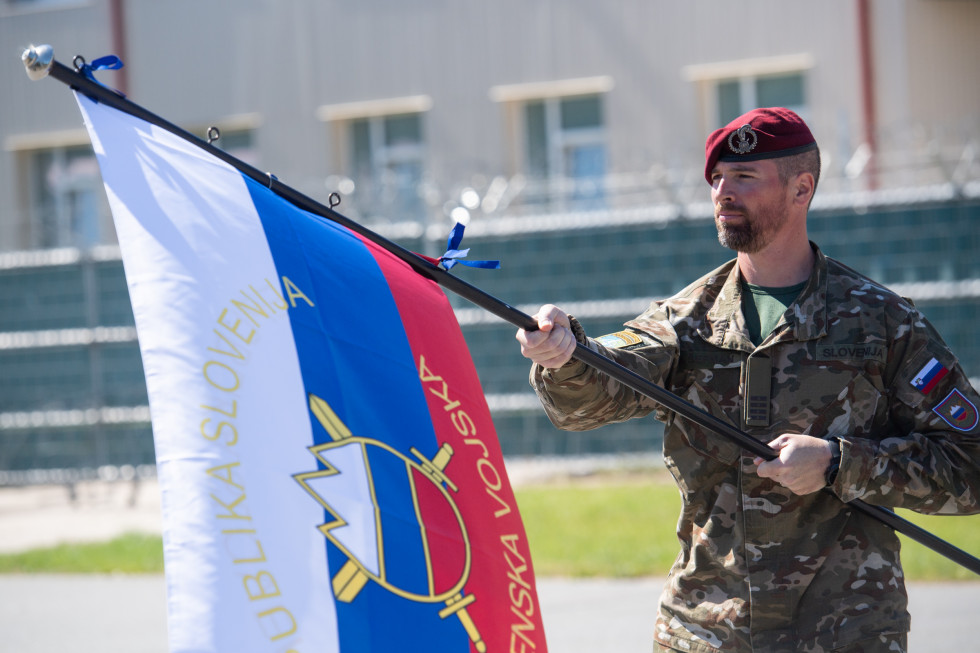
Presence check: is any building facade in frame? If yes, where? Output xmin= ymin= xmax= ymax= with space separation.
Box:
xmin=0 ymin=0 xmax=978 ymax=477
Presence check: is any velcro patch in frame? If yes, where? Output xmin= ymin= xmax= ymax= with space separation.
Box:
xmin=595 ymin=330 xmax=644 ymax=350
xmin=910 ymin=357 xmax=949 ymax=395
xmin=816 ymin=343 xmax=887 ymax=363
xmin=933 ymin=389 xmax=979 ymax=432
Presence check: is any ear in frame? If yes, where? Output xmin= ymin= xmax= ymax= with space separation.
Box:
xmin=791 ymin=172 xmax=815 ymax=206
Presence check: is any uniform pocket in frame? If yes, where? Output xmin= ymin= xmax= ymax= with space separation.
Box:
xmin=805 ymin=374 xmax=882 ymax=439
xmin=666 ymin=381 xmax=743 ymax=465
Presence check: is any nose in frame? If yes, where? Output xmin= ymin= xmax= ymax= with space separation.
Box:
xmin=712 ymin=174 xmax=734 ymax=202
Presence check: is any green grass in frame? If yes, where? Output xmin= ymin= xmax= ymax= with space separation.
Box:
xmin=517 ymin=471 xmax=682 ymax=578
xmin=0 ymin=532 xmax=164 ymax=574
xmin=894 ymin=509 xmax=980 ymax=581
xmin=514 ymin=472 xmax=980 ymax=581
xmin=1 ymin=474 xmax=978 ymax=580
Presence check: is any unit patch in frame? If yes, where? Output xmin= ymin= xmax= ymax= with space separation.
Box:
xmin=932 ymin=389 xmax=979 ymax=432
xmin=910 ymin=357 xmax=949 ymax=395
xmin=594 ymin=330 xmax=644 ymax=350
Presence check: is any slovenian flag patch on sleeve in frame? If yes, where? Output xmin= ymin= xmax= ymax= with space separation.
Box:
xmin=910 ymin=357 xmax=949 ymax=394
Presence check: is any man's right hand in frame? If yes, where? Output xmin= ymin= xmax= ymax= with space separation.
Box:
xmin=515 ymin=304 xmax=578 ymax=369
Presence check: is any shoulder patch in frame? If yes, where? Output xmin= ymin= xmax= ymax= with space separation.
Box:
xmin=595 ymin=330 xmax=644 ymax=350
xmin=910 ymin=357 xmax=949 ymax=395
xmin=933 ymin=389 xmax=979 ymax=432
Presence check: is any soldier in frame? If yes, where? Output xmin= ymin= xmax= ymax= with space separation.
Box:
xmin=516 ymin=107 xmax=980 ymax=653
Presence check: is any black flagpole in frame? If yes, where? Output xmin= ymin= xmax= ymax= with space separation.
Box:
xmin=23 ymin=45 xmax=980 ymax=577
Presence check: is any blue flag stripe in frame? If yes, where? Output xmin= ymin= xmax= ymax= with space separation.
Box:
xmin=245 ymin=179 xmax=468 ymax=651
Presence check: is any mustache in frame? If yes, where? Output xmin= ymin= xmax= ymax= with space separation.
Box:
xmin=715 ymin=202 xmax=745 ymax=216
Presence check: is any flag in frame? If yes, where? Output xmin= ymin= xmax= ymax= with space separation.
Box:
xmin=76 ymin=93 xmax=547 ymax=653
xmin=911 ymin=357 xmax=949 ymax=394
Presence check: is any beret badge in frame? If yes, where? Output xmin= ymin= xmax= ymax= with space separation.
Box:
xmin=727 ymin=124 xmax=758 ymax=155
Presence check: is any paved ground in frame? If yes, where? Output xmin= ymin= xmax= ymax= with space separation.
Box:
xmin=0 ymin=574 xmax=975 ymax=652
xmin=0 ymin=477 xmax=163 ymax=554
xmin=0 ymin=460 xmax=977 ymax=652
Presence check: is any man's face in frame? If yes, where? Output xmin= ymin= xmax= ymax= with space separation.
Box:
xmin=709 ymin=159 xmax=790 ymax=254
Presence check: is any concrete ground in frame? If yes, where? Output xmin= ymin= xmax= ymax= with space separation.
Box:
xmin=0 ymin=574 xmax=975 ymax=652
xmin=0 ymin=476 xmax=163 ymax=554
xmin=0 ymin=460 xmax=977 ymax=652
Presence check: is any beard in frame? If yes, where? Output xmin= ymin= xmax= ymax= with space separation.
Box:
xmin=715 ymin=197 xmax=786 ymax=254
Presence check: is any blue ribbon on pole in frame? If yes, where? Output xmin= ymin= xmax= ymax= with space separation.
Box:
xmin=78 ymin=55 xmax=125 ymax=97
xmin=438 ymin=223 xmax=501 ymax=271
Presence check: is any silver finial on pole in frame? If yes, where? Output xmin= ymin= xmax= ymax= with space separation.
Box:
xmin=22 ymin=44 xmax=55 ymax=81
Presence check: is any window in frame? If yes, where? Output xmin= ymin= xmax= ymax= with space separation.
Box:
xmin=491 ymin=77 xmax=613 ymax=213
xmin=349 ymin=113 xmax=426 ymax=221
xmin=317 ymin=96 xmax=432 ymax=224
xmin=684 ymin=54 xmax=813 ymax=132
xmin=213 ymin=128 xmax=258 ymax=168
xmin=523 ymin=94 xmax=607 ymax=211
xmin=28 ymin=144 xmax=110 ymax=249
xmin=717 ymin=72 xmax=806 ymax=125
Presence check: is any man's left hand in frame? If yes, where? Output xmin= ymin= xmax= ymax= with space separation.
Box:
xmin=753 ymin=433 xmax=835 ymax=495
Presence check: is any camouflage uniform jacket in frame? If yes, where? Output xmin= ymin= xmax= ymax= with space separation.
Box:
xmin=530 ymin=244 xmax=980 ymax=653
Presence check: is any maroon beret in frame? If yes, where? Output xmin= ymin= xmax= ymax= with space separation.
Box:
xmin=704 ymin=107 xmax=817 ymax=183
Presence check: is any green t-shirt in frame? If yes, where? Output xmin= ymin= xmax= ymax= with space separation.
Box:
xmin=740 ymin=280 xmax=807 ymax=346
